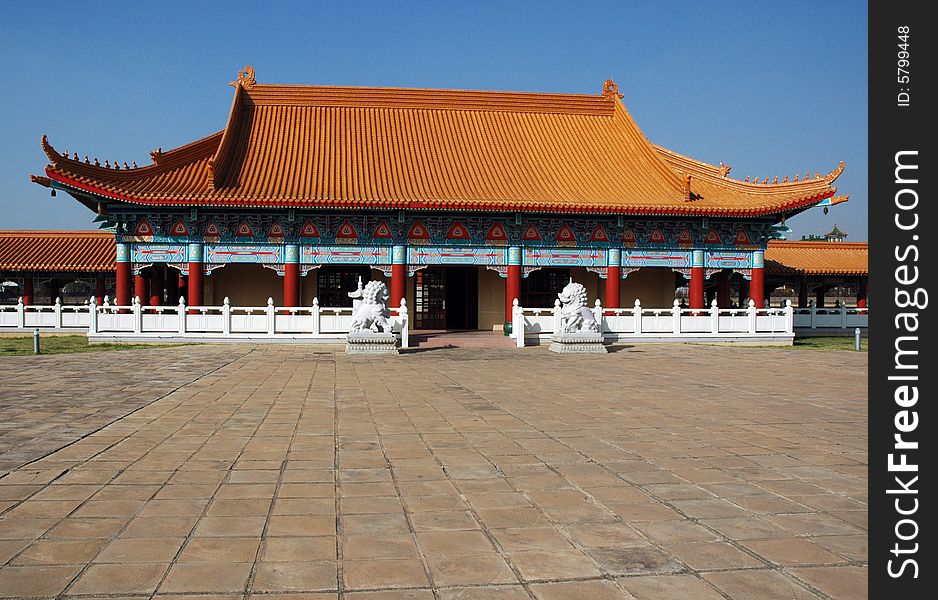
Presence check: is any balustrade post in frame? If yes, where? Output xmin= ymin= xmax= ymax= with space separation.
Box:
xmin=809 ymin=299 xmax=817 ymax=329
xmin=747 ymin=299 xmax=757 ymax=334
xmin=840 ymin=302 xmax=847 ymax=329
xmin=672 ymin=299 xmax=682 ymax=334
xmin=266 ymin=297 xmax=275 ymax=335
xmin=513 ymin=299 xmax=524 ymax=348
xmin=54 ymin=297 xmax=62 ymax=329
xmin=710 ymin=298 xmax=720 ymax=334
xmin=133 ymin=296 xmax=142 ymax=334
xmin=222 ymin=297 xmax=231 ymax=336
xmin=552 ymin=298 xmax=561 ymax=334
xmin=312 ymin=297 xmax=321 ymax=335
xmin=399 ymin=298 xmax=409 ymax=349
xmin=177 ymin=297 xmax=187 ymax=334
xmin=88 ymin=296 xmax=98 ymax=333
xmin=633 ymin=299 xmax=642 ymax=335
xmin=16 ymin=297 xmax=25 ymax=328
xmin=785 ymin=299 xmax=794 ymax=333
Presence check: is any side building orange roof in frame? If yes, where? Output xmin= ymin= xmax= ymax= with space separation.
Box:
xmin=765 ymin=240 xmax=868 ymax=277
xmin=0 ymin=231 xmax=115 ymax=273
xmin=33 ymin=68 xmax=844 ymax=219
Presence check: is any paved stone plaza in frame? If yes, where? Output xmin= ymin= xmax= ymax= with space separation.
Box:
xmin=0 ymin=344 xmax=867 ymax=599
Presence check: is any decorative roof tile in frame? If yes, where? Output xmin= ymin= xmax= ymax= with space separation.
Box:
xmin=0 ymin=231 xmax=114 ymax=273
xmin=36 ymin=69 xmax=844 ymax=217
xmin=765 ymin=240 xmax=867 ymax=276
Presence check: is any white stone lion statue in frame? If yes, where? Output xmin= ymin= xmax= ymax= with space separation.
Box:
xmin=349 ymin=280 xmax=392 ymax=333
xmin=558 ymin=280 xmax=599 ymax=334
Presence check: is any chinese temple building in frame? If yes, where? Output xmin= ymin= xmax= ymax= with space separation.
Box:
xmin=29 ymin=67 xmax=849 ymax=331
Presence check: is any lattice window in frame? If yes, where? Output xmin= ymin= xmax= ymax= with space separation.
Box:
xmin=317 ymin=267 xmax=371 ymax=307
xmin=522 ymin=268 xmax=570 ymax=308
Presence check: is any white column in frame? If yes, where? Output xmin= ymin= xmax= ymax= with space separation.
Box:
xmin=672 ymin=299 xmax=682 ymax=334
xmin=266 ymin=297 xmax=275 ymax=335
xmin=399 ymin=298 xmax=409 ymax=349
xmin=710 ymin=298 xmax=719 ymax=334
xmin=312 ymin=297 xmax=321 ymax=335
xmin=222 ymin=297 xmax=231 ymax=336
xmin=633 ymin=299 xmax=642 ymax=335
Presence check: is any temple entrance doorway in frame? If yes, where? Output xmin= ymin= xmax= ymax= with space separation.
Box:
xmin=414 ymin=266 xmax=478 ymax=330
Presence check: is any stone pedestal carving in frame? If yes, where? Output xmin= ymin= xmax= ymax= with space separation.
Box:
xmin=549 ymin=279 xmax=606 ymax=353
xmin=346 ymin=331 xmax=399 ymax=355
xmin=345 ymin=279 xmax=399 ymax=355
xmin=549 ymin=332 xmax=607 ymax=353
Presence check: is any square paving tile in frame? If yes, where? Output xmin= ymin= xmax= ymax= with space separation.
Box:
xmin=0 ymin=345 xmax=867 ymax=598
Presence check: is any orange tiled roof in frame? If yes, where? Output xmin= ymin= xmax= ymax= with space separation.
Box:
xmin=765 ymin=240 xmax=868 ymax=276
xmin=35 ymin=68 xmax=844 ymax=217
xmin=0 ymin=231 xmax=114 ymax=272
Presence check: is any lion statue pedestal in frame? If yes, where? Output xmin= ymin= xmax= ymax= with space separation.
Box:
xmin=549 ymin=280 xmax=607 ymax=354
xmin=346 ymin=280 xmax=399 ymax=355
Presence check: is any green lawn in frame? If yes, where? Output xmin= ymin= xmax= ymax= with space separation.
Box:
xmin=793 ymin=336 xmax=868 ymax=352
xmin=0 ymin=335 xmax=182 ymax=356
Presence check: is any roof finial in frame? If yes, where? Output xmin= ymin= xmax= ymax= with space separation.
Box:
xmin=150 ymin=147 xmax=163 ymax=165
xmin=718 ymin=162 xmax=731 ymax=178
xmin=601 ymin=79 xmax=623 ymax=100
xmin=230 ymin=65 xmax=257 ymax=89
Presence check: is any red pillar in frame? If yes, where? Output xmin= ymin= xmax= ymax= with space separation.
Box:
xmin=283 ymin=244 xmax=300 ymax=307
xmin=605 ymin=248 xmax=621 ymax=308
xmin=856 ymin=281 xmax=867 ymax=308
xmin=749 ymin=249 xmax=765 ymax=308
xmin=23 ymin=276 xmax=34 ymax=306
xmin=689 ymin=250 xmax=705 ymax=309
xmin=505 ymin=246 xmax=522 ymax=331
xmin=391 ymin=244 xmax=406 ymax=308
xmin=798 ymin=280 xmax=809 ymax=308
xmin=134 ymin=271 xmax=149 ymax=305
xmin=605 ymin=268 xmax=620 ymax=308
xmin=149 ymin=265 xmax=164 ymax=306
xmin=283 ymin=263 xmax=300 ymax=307
xmin=717 ymin=271 xmax=731 ymax=307
xmin=188 ymin=265 xmax=203 ymax=308
xmin=187 ymin=243 xmax=204 ymax=311
xmin=116 ymin=242 xmax=132 ymax=308
xmin=95 ymin=276 xmax=106 ymax=305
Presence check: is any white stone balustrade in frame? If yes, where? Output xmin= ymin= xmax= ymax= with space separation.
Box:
xmin=0 ymin=297 xmax=92 ymax=330
xmin=511 ymin=298 xmax=797 ymax=346
xmin=85 ymin=296 xmax=409 ymax=346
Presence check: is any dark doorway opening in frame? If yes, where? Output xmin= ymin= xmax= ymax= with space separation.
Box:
xmin=415 ymin=266 xmax=478 ymax=330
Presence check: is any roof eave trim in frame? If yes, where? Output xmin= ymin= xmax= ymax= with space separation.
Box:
xmin=46 ymin=170 xmax=835 ymax=218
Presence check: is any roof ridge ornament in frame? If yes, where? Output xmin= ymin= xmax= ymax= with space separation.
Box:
xmin=230 ymin=65 xmax=257 ymax=89
xmin=601 ymin=79 xmax=623 ymax=100
xmin=40 ymin=134 xmax=60 ymax=163
xmin=718 ymin=162 xmax=731 ymax=178
xmin=150 ymin=147 xmax=163 ymax=165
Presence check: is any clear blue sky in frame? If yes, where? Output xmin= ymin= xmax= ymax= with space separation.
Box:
xmin=1 ymin=1 xmax=867 ymax=240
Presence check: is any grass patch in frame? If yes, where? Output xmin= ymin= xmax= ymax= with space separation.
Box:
xmin=0 ymin=335 xmax=183 ymax=356
xmin=793 ymin=336 xmax=867 ymax=352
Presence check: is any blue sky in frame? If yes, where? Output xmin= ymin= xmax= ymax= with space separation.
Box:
xmin=1 ymin=1 xmax=867 ymax=240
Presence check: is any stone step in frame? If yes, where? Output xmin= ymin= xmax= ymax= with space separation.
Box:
xmin=410 ymin=330 xmax=517 ymax=349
